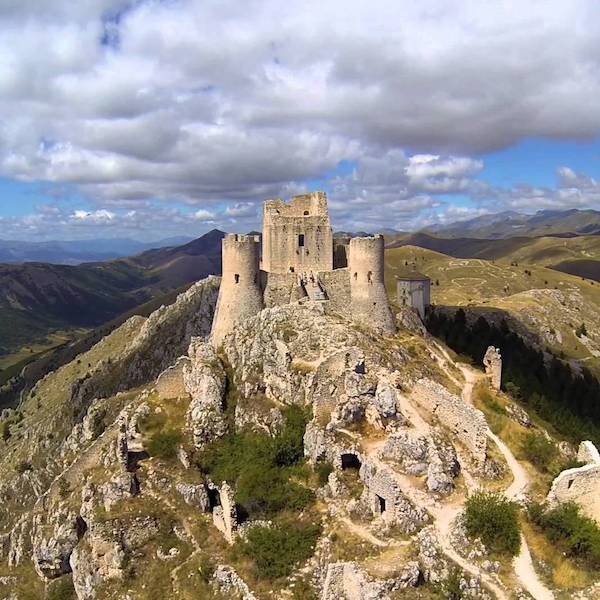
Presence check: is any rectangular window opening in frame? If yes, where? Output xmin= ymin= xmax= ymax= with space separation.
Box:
xmin=298 ymin=234 xmax=305 ymax=247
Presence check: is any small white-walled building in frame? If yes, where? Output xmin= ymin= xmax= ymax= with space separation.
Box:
xmin=396 ymin=271 xmax=431 ymax=318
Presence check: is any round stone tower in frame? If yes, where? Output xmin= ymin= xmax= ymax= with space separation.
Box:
xmin=348 ymin=235 xmax=395 ymax=333
xmin=211 ymin=234 xmax=263 ymax=347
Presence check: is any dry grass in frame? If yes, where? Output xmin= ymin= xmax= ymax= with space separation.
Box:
xmin=522 ymin=519 xmax=591 ymax=591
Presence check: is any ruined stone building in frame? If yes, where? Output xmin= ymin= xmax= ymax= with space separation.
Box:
xmin=211 ymin=192 xmax=395 ymax=345
xmin=396 ymin=270 xmax=431 ymax=318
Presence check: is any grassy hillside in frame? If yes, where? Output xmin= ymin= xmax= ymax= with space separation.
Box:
xmin=385 ymin=245 xmax=600 ymax=374
xmin=0 ymin=230 xmax=224 ymax=360
xmin=388 ymin=233 xmax=600 ymax=282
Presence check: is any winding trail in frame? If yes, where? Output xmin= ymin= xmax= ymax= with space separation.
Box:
xmin=449 ymin=352 xmax=555 ymax=600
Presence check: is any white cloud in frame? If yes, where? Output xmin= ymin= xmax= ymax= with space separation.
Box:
xmin=71 ymin=209 xmax=115 ymax=223
xmin=0 ymin=0 xmax=599 ymax=238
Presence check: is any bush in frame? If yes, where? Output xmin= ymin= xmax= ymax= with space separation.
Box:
xmin=199 ymin=406 xmax=313 ymax=518
xmin=439 ymin=568 xmax=464 ymax=599
xmin=147 ymin=430 xmax=182 ymax=459
xmin=464 ymin=491 xmax=520 ymax=556
xmin=242 ymin=521 xmax=321 ymax=579
xmin=316 ymin=462 xmax=334 ymax=486
xmin=532 ymin=502 xmax=600 ymax=567
xmin=521 ymin=432 xmax=557 ymax=471
xmin=575 ymin=323 xmax=588 ymax=338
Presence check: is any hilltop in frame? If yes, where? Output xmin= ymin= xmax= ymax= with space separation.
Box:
xmin=385 ymin=245 xmax=600 ymax=375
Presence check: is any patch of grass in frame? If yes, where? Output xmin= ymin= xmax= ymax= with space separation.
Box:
xmin=529 ymin=501 xmax=600 ymax=569
xmin=147 ymin=429 xmax=182 ymax=459
xmin=464 ymin=491 xmax=521 ymax=556
xmin=47 ymin=575 xmax=76 ymax=600
xmin=199 ymin=406 xmax=314 ymax=518
xmin=520 ymin=432 xmax=557 ymax=472
xmin=316 ymin=462 xmax=333 ymax=486
xmin=240 ymin=520 xmax=321 ymax=579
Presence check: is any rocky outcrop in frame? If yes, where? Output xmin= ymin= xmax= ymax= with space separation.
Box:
xmin=381 ymin=428 xmax=460 ymax=495
xmin=322 ymin=562 xmax=391 ymax=600
xmin=213 ymin=564 xmax=258 ymax=600
xmin=71 ymin=276 xmax=219 ymax=420
xmin=32 ymin=509 xmax=80 ymax=580
xmin=183 ymin=338 xmax=227 ymax=450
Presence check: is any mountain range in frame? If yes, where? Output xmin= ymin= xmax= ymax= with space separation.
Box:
xmin=426 ymin=208 xmax=600 ymax=238
xmin=0 ymin=236 xmax=194 ymax=265
xmin=0 ymin=230 xmax=225 ymax=357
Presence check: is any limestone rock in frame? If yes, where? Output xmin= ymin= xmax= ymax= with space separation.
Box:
xmin=183 ymin=338 xmax=227 ymax=450
xmin=32 ymin=509 xmax=80 ymax=580
xmin=322 ymin=561 xmax=390 ymax=600
xmin=417 ymin=526 xmax=449 ymax=584
xmin=175 ymin=482 xmax=209 ymax=511
xmin=213 ymin=564 xmax=258 ymax=600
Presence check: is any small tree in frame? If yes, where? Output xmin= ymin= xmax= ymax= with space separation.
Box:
xmin=464 ymin=491 xmax=520 ymax=556
xmin=575 ymin=322 xmax=588 ymax=338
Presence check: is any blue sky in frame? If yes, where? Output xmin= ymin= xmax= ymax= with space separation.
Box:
xmin=1 ymin=0 xmax=600 ymax=240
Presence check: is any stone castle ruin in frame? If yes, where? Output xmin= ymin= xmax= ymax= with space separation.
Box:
xmin=483 ymin=346 xmax=502 ymax=390
xmin=211 ymin=192 xmax=395 ymax=345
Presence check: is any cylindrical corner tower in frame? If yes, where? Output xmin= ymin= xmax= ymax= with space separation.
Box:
xmin=348 ymin=235 xmax=395 ymax=333
xmin=211 ymin=234 xmax=263 ymax=347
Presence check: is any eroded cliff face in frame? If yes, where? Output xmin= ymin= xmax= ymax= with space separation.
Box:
xmin=0 ymin=279 xmax=536 ymax=599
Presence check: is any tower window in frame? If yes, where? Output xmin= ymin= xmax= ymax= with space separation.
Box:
xmin=234 ymin=274 xmax=240 ymax=284
xmin=367 ymin=270 xmax=372 ymax=283
xmin=353 ymin=272 xmax=357 ymax=280
xmin=298 ymin=234 xmax=305 ymax=247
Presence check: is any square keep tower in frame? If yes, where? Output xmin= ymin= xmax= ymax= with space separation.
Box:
xmin=262 ymin=191 xmax=333 ymax=275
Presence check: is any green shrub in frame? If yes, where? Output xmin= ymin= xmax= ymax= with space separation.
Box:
xmin=533 ymin=502 xmax=600 ymax=567
xmin=242 ymin=521 xmax=321 ymax=579
xmin=439 ymin=568 xmax=464 ymax=599
xmin=316 ymin=462 xmax=334 ymax=486
xmin=147 ymin=430 xmax=182 ymax=459
xmin=464 ymin=491 xmax=520 ymax=556
xmin=575 ymin=322 xmax=588 ymax=338
xmin=199 ymin=406 xmax=313 ymax=518
xmin=521 ymin=432 xmax=557 ymax=471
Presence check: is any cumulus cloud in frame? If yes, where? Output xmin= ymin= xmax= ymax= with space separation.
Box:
xmin=0 ymin=0 xmax=600 ymax=238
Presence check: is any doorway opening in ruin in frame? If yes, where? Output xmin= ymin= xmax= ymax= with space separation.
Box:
xmin=234 ymin=273 xmax=240 ymax=284
xmin=303 ymin=210 xmax=309 ymax=215
xmin=208 ymin=488 xmax=221 ymax=510
xmin=377 ymin=494 xmax=386 ymax=514
xmin=75 ymin=516 xmax=88 ymax=540
xmin=298 ymin=234 xmax=305 ymax=247
xmin=341 ymin=453 xmax=361 ymax=471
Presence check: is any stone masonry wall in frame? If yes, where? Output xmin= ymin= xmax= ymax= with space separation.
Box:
xmin=263 ymin=271 xmax=306 ymax=307
xmin=155 ymin=356 xmax=190 ymax=400
xmin=547 ymin=441 xmax=600 ymax=523
xmin=412 ymin=379 xmax=487 ymax=465
xmin=348 ymin=236 xmax=395 ymax=334
xmin=262 ymin=192 xmax=333 ymax=275
xmin=318 ymin=268 xmax=351 ymax=316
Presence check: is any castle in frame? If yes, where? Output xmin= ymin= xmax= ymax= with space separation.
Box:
xmin=210 ymin=191 xmax=395 ymax=346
